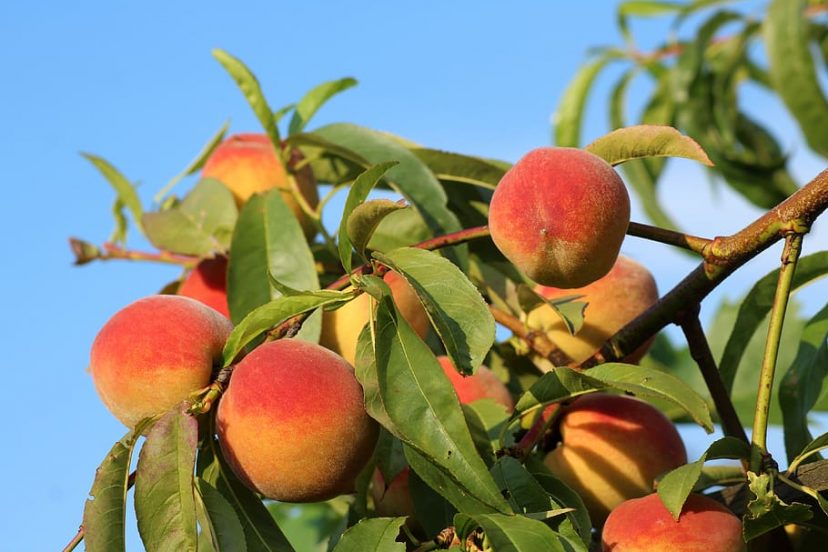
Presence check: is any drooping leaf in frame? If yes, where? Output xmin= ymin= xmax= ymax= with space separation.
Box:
xmin=195 ymin=478 xmax=247 ymax=552
xmin=330 ymin=517 xmax=405 ymax=552
xmin=720 ymin=252 xmax=828 ymax=392
xmin=135 ymin=407 xmax=199 ymax=552
xmin=554 ymin=57 xmax=611 ymax=147
xmin=525 ymin=456 xmax=592 ymax=549
xmin=288 ymin=77 xmax=358 ymax=136
xmin=410 ymin=148 xmax=508 ymax=189
xmin=212 ymin=49 xmax=282 ymax=151
xmin=346 ymin=200 xmax=406 ymax=261
xmin=142 ymin=178 xmax=238 ymax=256
xmin=490 ymin=457 xmax=556 ymax=515
xmin=780 ymin=304 xmax=828 ymax=463
xmin=765 ymin=0 xmax=828 ymax=157
xmin=227 ymin=189 xmax=320 ymax=339
xmin=455 ymin=513 xmax=566 ymax=552
xmin=743 ymin=472 xmax=813 ymax=541
xmin=462 ymin=400 xmax=511 ymax=456
xmin=375 ymin=247 xmax=495 ymax=376
xmin=154 ymin=120 xmax=230 ymax=203
xmin=82 ymin=153 xmax=144 ymax=238
xmin=585 ymin=125 xmax=712 ymax=167
xmin=82 ymin=419 xmax=152 ymax=552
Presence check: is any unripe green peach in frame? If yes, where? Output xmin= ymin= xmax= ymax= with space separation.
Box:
xmin=320 ymin=271 xmax=430 ymax=365
xmin=526 ymin=255 xmax=658 ymax=364
xmin=543 ymin=393 xmax=686 ymax=524
xmin=437 ymin=356 xmax=514 ymax=412
xmin=488 ymin=147 xmax=630 ymax=288
xmin=216 ymin=339 xmax=378 ymax=502
xmin=602 ymin=493 xmax=745 ymax=551
xmin=202 ymin=133 xmax=319 ymax=238
xmin=178 ymin=256 xmax=230 ymax=318
xmin=89 ymin=295 xmax=233 ymax=428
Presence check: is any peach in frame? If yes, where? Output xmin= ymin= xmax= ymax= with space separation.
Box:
xmin=202 ymin=133 xmax=319 ymax=238
xmin=371 ymin=467 xmax=415 ymax=518
xmin=320 ymin=271 xmax=430 ymax=365
xmin=543 ymin=393 xmax=686 ymax=524
xmin=89 ymin=295 xmax=233 ymax=428
xmin=488 ymin=147 xmax=630 ymax=288
xmin=437 ymin=356 xmax=514 ymax=412
xmin=216 ymin=339 xmax=378 ymax=502
xmin=602 ymin=493 xmax=745 ymax=551
xmin=526 ymin=255 xmax=658 ymax=364
xmin=178 ymin=256 xmax=230 ymax=318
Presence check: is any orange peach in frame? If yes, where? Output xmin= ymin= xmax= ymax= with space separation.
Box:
xmin=437 ymin=356 xmax=514 ymax=412
xmin=526 ymin=255 xmax=658 ymax=364
xmin=202 ymin=133 xmax=319 ymax=238
xmin=488 ymin=147 xmax=630 ymax=288
xmin=602 ymin=493 xmax=745 ymax=551
xmin=89 ymin=295 xmax=233 ymax=428
xmin=544 ymin=393 xmax=686 ymax=524
xmin=216 ymin=339 xmax=378 ymax=502
xmin=320 ymin=271 xmax=430 ymax=365
xmin=178 ymin=256 xmax=230 ymax=318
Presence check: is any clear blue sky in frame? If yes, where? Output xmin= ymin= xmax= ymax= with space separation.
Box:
xmin=1 ymin=2 xmax=825 ymax=549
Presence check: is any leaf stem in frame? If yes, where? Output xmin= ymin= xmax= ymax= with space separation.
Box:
xmin=750 ymin=233 xmax=804 ymax=472
xmin=61 ymin=527 xmax=84 ymax=552
xmin=627 ymin=221 xmax=710 ymax=254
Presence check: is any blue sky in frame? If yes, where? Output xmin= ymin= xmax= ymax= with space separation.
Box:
xmin=1 ymin=1 xmax=826 ymax=549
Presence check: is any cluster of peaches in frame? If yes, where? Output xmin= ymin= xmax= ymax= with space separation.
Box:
xmin=88 ymin=134 xmax=743 ymax=550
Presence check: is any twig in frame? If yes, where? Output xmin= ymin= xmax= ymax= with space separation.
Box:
xmin=488 ymin=305 xmax=573 ymax=367
xmin=627 ymin=221 xmax=710 ymax=254
xmin=69 ymin=238 xmax=199 ymax=267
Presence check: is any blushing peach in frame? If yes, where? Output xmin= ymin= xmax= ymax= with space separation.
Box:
xmin=202 ymin=133 xmax=319 ymax=238
xmin=544 ymin=393 xmax=686 ymax=524
xmin=488 ymin=147 xmax=630 ymax=288
xmin=437 ymin=356 xmax=514 ymax=412
xmin=89 ymin=295 xmax=233 ymax=428
xmin=216 ymin=339 xmax=378 ymax=502
xmin=320 ymin=271 xmax=430 ymax=365
xmin=602 ymin=493 xmax=745 ymax=551
xmin=178 ymin=256 xmax=230 ymax=318
xmin=526 ymin=255 xmax=658 ymax=364
xmin=371 ymin=467 xmax=415 ymax=518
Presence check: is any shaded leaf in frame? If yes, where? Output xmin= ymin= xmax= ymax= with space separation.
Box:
xmin=330 ymin=517 xmax=405 ymax=552
xmin=788 ymin=432 xmax=828 ymax=475
xmin=288 ymin=77 xmax=358 ymax=136
xmin=455 ymin=513 xmax=565 ymax=552
xmin=525 ymin=456 xmax=592 ymax=549
xmin=410 ymin=148 xmax=508 ymax=189
xmin=586 ymin=125 xmax=712 ymax=167
xmin=743 ymin=472 xmax=813 ymax=541
xmin=195 ymin=478 xmax=247 ymax=552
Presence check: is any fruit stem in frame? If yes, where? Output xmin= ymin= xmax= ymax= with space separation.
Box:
xmin=750 ymin=233 xmax=804 ymax=473
xmin=488 ymin=305 xmax=573 ymax=367
xmin=627 ymin=221 xmax=710 ymax=254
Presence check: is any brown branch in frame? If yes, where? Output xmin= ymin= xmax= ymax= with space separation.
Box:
xmin=488 ymin=305 xmax=573 ymax=367
xmin=69 ymin=238 xmax=199 ymax=267
xmin=627 ymin=221 xmax=710 ymax=254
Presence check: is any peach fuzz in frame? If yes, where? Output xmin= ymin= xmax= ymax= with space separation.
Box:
xmin=544 ymin=393 xmax=686 ymax=524
xmin=178 ymin=256 xmax=230 ymax=318
xmin=602 ymin=493 xmax=745 ymax=551
xmin=488 ymin=147 xmax=630 ymax=288
xmin=320 ymin=271 xmax=430 ymax=365
xmin=216 ymin=339 xmax=378 ymax=502
xmin=202 ymin=133 xmax=319 ymax=238
xmin=89 ymin=295 xmax=233 ymax=428
xmin=527 ymin=255 xmax=658 ymax=364
xmin=437 ymin=356 xmax=514 ymax=412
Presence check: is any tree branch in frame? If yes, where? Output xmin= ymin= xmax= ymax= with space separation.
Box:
xmin=488 ymin=305 xmax=573 ymax=366
xmin=627 ymin=221 xmax=710 ymax=254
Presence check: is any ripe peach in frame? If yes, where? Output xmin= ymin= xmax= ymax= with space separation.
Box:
xmin=178 ymin=256 xmax=230 ymax=318
xmin=216 ymin=339 xmax=378 ymax=502
xmin=488 ymin=147 xmax=630 ymax=288
xmin=602 ymin=493 xmax=745 ymax=551
xmin=526 ymin=255 xmax=658 ymax=364
xmin=320 ymin=271 xmax=430 ymax=365
xmin=371 ymin=467 xmax=415 ymax=518
xmin=437 ymin=356 xmax=514 ymax=412
xmin=202 ymin=133 xmax=319 ymax=238
xmin=89 ymin=295 xmax=233 ymax=428
xmin=543 ymin=393 xmax=686 ymax=524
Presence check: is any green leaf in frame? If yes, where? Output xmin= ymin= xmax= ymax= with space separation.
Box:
xmin=788 ymin=432 xmax=828 ymax=475
xmin=82 ymin=419 xmax=152 ymax=552
xmin=743 ymin=472 xmax=813 ymax=541
xmin=337 ymin=161 xmax=399 ymax=272
xmin=375 ymin=247 xmax=495 ymax=376
xmin=227 ymin=189 xmax=319 ymax=332
xmin=765 ymin=0 xmax=828 ymax=157
xmin=455 ymin=513 xmax=565 ymax=552
xmin=135 ymin=407 xmax=199 ymax=552
xmin=346 ymin=200 xmax=406 ymax=261
xmin=142 ymin=179 xmax=238 ymax=256
xmin=195 ymin=478 xmax=247 ymax=552
xmin=330 ymin=517 xmax=405 ymax=552
xmin=212 ymin=49 xmax=282 ymax=152
xmin=491 ymin=457 xmax=556 ymax=515
xmin=82 ymin=153 xmax=144 ymax=237
xmin=617 ymin=2 xmax=682 ymax=43
xmin=154 ymin=120 xmax=230 ymax=203
xmin=369 ymin=290 xmax=511 ymax=514
xmin=462 ymin=400 xmax=511 ymax=455
xmin=554 ymin=57 xmax=610 ymax=147
xmin=781 ymin=304 xmax=828 ymax=464
xmin=586 ymin=125 xmax=712 ymax=167
xmin=657 ymin=437 xmax=749 ymax=520
xmin=410 ymin=148 xmax=508 ymax=189
xmin=367 ymin=207 xmax=432 ymax=253
xmin=720 ymin=252 xmax=828 ymax=392
xmin=268 ymin=501 xmax=349 ymax=552
xmin=288 ymin=77 xmax=358 ymax=136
